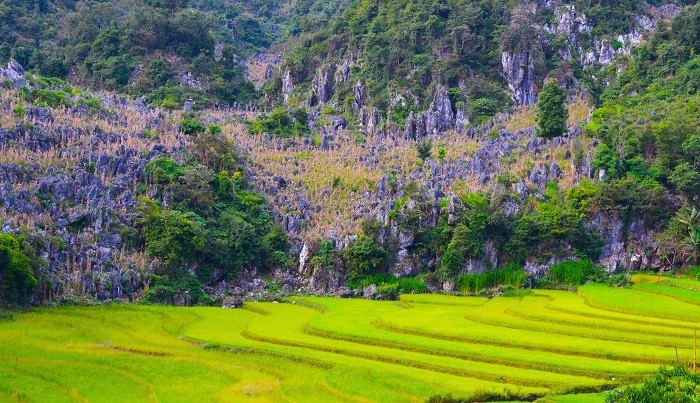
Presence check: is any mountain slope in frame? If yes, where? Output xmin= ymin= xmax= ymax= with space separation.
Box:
xmin=1 ymin=1 xmax=699 ymax=306
xmin=0 ymin=0 xmax=354 ymax=109
xmin=267 ymin=0 xmax=685 ymax=127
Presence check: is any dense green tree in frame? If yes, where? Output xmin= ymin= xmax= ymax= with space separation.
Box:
xmin=672 ymin=4 xmax=700 ymax=52
xmin=592 ymin=144 xmax=619 ymax=179
xmin=343 ymin=235 xmax=389 ymax=282
xmin=0 ymin=233 xmax=37 ymax=307
xmin=669 ymin=163 xmax=700 ymax=198
xmin=535 ymin=81 xmax=568 ymax=139
xmin=138 ymin=200 xmax=205 ymax=272
xmin=675 ymin=207 xmax=700 ymax=266
xmin=181 ymin=118 xmax=206 ymax=136
xmin=138 ymin=137 xmax=288 ymax=298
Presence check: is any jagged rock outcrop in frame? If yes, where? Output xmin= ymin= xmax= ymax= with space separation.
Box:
xmin=359 ymin=106 xmax=381 ymax=135
xmin=0 ymin=59 xmax=26 ymax=87
xmin=499 ymin=2 xmax=679 ymax=105
xmin=403 ymin=85 xmax=455 ymax=138
xmin=282 ymin=69 xmax=294 ymax=104
xmin=0 ymin=87 xmax=189 ymax=303
xmin=501 ymin=51 xmax=538 ymax=106
xmin=455 ymin=107 xmax=470 ymax=134
xmin=425 ymin=85 xmax=455 ymax=135
xmin=311 ymin=64 xmax=336 ymax=105
xmin=352 ymin=80 xmax=367 ymax=111
xmin=335 ymin=58 xmax=354 ymax=84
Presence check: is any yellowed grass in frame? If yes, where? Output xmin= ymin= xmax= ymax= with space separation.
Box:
xmin=503 ymin=102 xmax=592 ymax=133
xmin=567 ymin=101 xmax=592 ymax=126
xmin=503 ymin=107 xmax=536 ymax=132
xmin=0 ymin=84 xmax=597 ymax=244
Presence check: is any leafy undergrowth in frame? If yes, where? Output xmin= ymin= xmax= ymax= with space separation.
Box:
xmin=1 ymin=277 xmax=700 ymax=402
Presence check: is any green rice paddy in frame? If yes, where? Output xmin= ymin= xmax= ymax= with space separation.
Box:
xmin=1 ymin=277 xmax=699 ymax=402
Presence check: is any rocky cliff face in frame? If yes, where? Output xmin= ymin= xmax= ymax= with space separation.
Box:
xmin=404 ymin=86 xmax=455 ymax=139
xmin=0 ymin=65 xmax=194 ymax=302
xmin=0 ymin=57 xmax=682 ymax=303
xmin=497 ymin=2 xmax=680 ymax=106
xmin=239 ymin=100 xmax=674 ymax=292
xmin=311 ymin=64 xmax=336 ymax=105
xmin=501 ymin=52 xmax=538 ymax=106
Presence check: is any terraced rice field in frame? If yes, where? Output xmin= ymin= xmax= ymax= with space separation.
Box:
xmin=1 ymin=277 xmax=700 ymax=402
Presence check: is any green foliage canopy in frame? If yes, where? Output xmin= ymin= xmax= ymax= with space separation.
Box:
xmin=535 ymin=81 xmax=568 ymax=139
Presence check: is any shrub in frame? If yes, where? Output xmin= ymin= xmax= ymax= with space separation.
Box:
xmin=349 ymin=274 xmax=427 ymax=294
xmin=21 ymin=88 xmax=70 ymax=108
xmin=343 ymin=235 xmax=389 ymax=282
xmin=180 ymin=118 xmax=206 ymax=135
xmin=375 ymin=283 xmax=400 ymax=299
xmin=247 ymin=108 xmax=308 ymax=137
xmin=145 ymin=274 xmax=207 ymax=306
xmin=160 ymin=97 xmax=179 ymax=111
xmin=606 ymin=365 xmax=700 ymax=402
xmin=685 ymin=266 xmax=700 ymax=280
xmin=455 ymin=264 xmax=526 ymax=293
xmin=207 ymin=124 xmax=222 ymax=135
xmin=509 ymin=182 xmax=603 ymax=263
xmin=0 ymin=232 xmax=37 ymax=307
xmin=137 ymin=200 xmax=205 ymax=272
xmin=669 ymin=162 xmax=700 ymax=197
xmin=13 ymin=105 xmax=26 ymax=117
xmin=592 ymin=144 xmax=618 ymax=179
xmin=544 ymin=259 xmax=629 ymax=288
xmin=417 ymin=140 xmax=432 ymax=161
xmin=146 ymin=157 xmax=185 ymax=184
xmin=547 ymin=259 xmax=595 ymax=287
xmin=190 ymin=132 xmax=240 ymax=173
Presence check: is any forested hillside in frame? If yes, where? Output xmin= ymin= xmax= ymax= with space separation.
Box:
xmin=0 ymin=0 xmax=699 ymax=308
xmin=3 ymin=3 xmax=700 ymax=402
xmin=268 ymin=0 xmax=689 ymax=125
xmin=0 ymin=0 xmax=349 ymax=108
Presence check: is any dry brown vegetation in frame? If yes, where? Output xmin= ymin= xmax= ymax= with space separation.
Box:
xmin=1 ymin=81 xmax=596 ymax=246
xmin=205 ymin=102 xmax=595 ymax=241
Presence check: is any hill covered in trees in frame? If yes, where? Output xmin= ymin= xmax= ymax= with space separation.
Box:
xmin=0 ymin=0 xmax=348 ymax=108
xmin=0 ymin=1 xmax=699 ymax=309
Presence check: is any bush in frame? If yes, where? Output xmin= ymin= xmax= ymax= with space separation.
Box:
xmin=592 ymin=144 xmax=618 ymax=179
xmin=146 ymin=157 xmax=185 ymax=184
xmin=547 ymin=259 xmax=594 ymax=287
xmin=160 ymin=98 xmax=179 ymax=111
xmin=606 ymin=365 xmax=700 ymax=402
xmin=190 ymin=131 xmax=240 ymax=173
xmin=145 ymin=274 xmax=207 ymax=306
xmin=137 ymin=200 xmax=205 ymax=272
xmin=669 ymin=162 xmax=700 ymax=197
xmin=455 ymin=264 xmax=526 ymax=293
xmin=349 ymin=274 xmax=427 ymax=295
xmin=685 ymin=266 xmax=700 ymax=280
xmin=246 ymin=108 xmax=308 ymax=137
xmin=343 ymin=235 xmax=389 ymax=283
xmin=543 ymin=259 xmax=631 ymax=287
xmin=180 ymin=118 xmax=206 ymax=136
xmin=417 ymin=140 xmax=432 ymax=161
xmin=207 ymin=124 xmax=222 ymax=135
xmin=0 ymin=232 xmax=37 ymax=307
xmin=13 ymin=105 xmax=26 ymax=117
xmin=375 ymin=283 xmax=400 ymax=299
xmin=21 ymin=88 xmax=70 ymax=108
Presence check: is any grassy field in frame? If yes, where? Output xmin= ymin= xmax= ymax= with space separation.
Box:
xmin=1 ymin=278 xmax=699 ymax=402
